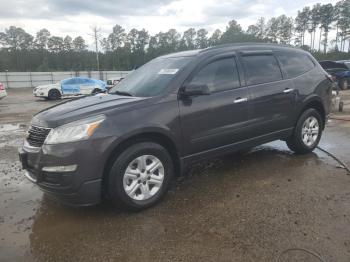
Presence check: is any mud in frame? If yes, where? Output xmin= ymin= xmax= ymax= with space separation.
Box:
xmin=1 ymin=89 xmax=350 ymax=262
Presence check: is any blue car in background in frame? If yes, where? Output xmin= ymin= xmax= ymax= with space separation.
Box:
xmin=33 ymin=77 xmax=107 ymax=100
xmin=319 ymin=60 xmax=350 ymax=90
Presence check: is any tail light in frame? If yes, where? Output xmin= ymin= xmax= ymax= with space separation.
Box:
xmin=0 ymin=83 xmax=4 ymax=90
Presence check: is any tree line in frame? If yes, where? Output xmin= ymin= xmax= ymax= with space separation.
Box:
xmin=0 ymin=0 xmax=349 ymax=72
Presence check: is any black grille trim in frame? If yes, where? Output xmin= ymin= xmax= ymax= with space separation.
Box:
xmin=27 ymin=125 xmax=51 ymax=147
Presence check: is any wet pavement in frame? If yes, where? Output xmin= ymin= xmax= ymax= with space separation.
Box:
xmin=1 ymin=89 xmax=350 ymax=262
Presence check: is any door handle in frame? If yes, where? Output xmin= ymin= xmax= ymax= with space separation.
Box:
xmin=234 ymin=97 xmax=248 ymax=104
xmin=283 ymin=88 xmax=294 ymax=94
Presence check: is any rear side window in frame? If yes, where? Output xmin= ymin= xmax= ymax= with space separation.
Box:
xmin=276 ymin=51 xmax=315 ymax=78
xmin=65 ymin=78 xmax=80 ymax=85
xmin=242 ymin=55 xmax=282 ymax=85
xmin=189 ymin=57 xmax=240 ymax=92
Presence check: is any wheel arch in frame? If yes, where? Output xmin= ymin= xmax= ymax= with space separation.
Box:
xmin=102 ymin=131 xmax=182 ymax=194
xmin=298 ymin=97 xmax=326 ymax=129
xmin=48 ymin=88 xmax=62 ymax=99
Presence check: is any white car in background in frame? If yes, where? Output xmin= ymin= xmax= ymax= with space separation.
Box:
xmin=0 ymin=82 xmax=7 ymax=99
xmin=33 ymin=77 xmax=106 ymax=100
xmin=106 ymin=77 xmax=123 ymax=90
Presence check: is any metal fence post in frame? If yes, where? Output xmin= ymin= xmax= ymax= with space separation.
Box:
xmin=5 ymin=70 xmax=9 ymax=89
xmin=29 ymin=71 xmax=33 ymax=88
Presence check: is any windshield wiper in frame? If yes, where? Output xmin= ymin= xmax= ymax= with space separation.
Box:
xmin=112 ymin=90 xmax=134 ymax=97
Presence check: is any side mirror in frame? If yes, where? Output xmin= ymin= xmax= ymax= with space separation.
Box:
xmin=181 ymin=83 xmax=211 ymax=97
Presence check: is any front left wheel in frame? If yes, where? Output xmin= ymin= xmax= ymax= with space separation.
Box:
xmin=107 ymin=142 xmax=174 ymax=211
xmin=48 ymin=89 xmax=61 ymax=100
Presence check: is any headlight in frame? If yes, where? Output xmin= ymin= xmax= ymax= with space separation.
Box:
xmin=44 ymin=115 xmax=105 ymax=145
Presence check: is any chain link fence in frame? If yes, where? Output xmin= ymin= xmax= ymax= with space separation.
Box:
xmin=0 ymin=71 xmax=130 ymax=89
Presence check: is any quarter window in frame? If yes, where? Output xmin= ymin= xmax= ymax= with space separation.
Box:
xmin=276 ymin=51 xmax=315 ymax=78
xmin=242 ymin=55 xmax=283 ymax=85
xmin=188 ymin=57 xmax=240 ymax=93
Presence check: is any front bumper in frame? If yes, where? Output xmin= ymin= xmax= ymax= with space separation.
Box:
xmin=33 ymin=90 xmax=46 ymax=97
xmin=18 ymin=137 xmax=115 ymax=206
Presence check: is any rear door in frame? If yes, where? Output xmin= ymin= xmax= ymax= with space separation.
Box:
xmin=179 ymin=55 xmax=251 ymax=155
xmin=80 ymin=78 xmax=95 ymax=94
xmin=239 ymin=51 xmax=295 ymax=137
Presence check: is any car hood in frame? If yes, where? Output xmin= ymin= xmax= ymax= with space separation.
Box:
xmin=31 ymin=93 xmax=149 ymax=127
xmin=334 ymin=70 xmax=350 ymax=77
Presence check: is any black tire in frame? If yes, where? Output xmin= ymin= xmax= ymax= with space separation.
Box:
xmin=107 ymin=142 xmax=174 ymax=211
xmin=286 ymin=108 xmax=323 ymax=154
xmin=91 ymin=88 xmax=101 ymax=94
xmin=48 ymin=89 xmax=61 ymax=100
xmin=339 ymin=79 xmax=348 ymax=90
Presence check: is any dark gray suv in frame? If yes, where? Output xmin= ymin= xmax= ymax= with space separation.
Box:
xmin=19 ymin=43 xmax=332 ymax=210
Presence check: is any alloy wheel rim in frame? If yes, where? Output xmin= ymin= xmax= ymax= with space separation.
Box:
xmin=123 ymin=155 xmax=165 ymax=201
xmin=301 ymin=116 xmax=319 ymax=147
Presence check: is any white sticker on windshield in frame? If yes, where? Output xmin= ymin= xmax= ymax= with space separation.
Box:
xmin=158 ymin=69 xmax=179 ymax=75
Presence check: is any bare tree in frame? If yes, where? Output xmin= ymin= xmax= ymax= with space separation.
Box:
xmin=90 ymin=26 xmax=102 ymax=71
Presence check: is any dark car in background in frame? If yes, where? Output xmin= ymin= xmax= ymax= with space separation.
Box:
xmin=319 ymin=60 xmax=350 ymax=90
xmin=19 ymin=43 xmax=332 ymax=210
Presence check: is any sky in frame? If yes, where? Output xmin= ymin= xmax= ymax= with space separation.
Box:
xmin=0 ymin=0 xmax=336 ymax=47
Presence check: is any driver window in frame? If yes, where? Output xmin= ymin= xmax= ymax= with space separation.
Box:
xmin=188 ymin=57 xmax=240 ymax=93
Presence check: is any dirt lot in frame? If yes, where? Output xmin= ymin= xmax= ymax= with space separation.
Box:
xmin=1 ymin=89 xmax=350 ymax=262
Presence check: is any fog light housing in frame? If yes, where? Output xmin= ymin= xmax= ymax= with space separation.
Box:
xmin=42 ymin=165 xmax=77 ymax=173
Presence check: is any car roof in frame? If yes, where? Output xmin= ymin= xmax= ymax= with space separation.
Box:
xmin=160 ymin=43 xmax=307 ymax=59
xmin=319 ymin=60 xmax=348 ymax=70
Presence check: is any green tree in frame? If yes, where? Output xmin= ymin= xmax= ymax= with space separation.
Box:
xmin=195 ymin=28 xmax=208 ymax=49
xmin=72 ymin=36 xmax=87 ymax=51
xmin=108 ymin=24 xmax=126 ymax=69
xmin=221 ymin=20 xmax=243 ymax=43
xmin=266 ymin=17 xmax=279 ymax=43
xmin=48 ymin=36 xmax=64 ymax=53
xmin=180 ymin=28 xmax=196 ymax=50
xmin=310 ymin=4 xmax=322 ymax=51
xmin=295 ymin=7 xmax=310 ymax=46
xmin=208 ymin=29 xmax=222 ymax=46
xmin=319 ymin=3 xmax=335 ymax=53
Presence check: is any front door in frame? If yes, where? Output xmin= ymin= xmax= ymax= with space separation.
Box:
xmin=179 ymin=56 xmax=251 ymax=156
xmin=61 ymin=78 xmax=80 ymax=95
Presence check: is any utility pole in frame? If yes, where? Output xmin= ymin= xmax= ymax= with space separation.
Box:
xmin=90 ymin=26 xmax=101 ymax=72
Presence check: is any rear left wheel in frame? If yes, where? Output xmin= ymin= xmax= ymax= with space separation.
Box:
xmin=107 ymin=142 xmax=174 ymax=211
xmin=91 ymin=88 xmax=101 ymax=94
xmin=286 ymin=108 xmax=322 ymax=154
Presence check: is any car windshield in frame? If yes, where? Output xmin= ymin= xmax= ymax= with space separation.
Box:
xmin=109 ymin=56 xmax=192 ymax=97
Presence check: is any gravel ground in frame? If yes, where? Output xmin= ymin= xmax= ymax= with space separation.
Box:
xmin=0 ymin=89 xmax=350 ymax=262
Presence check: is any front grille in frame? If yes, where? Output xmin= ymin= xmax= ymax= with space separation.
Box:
xmin=107 ymin=80 xmax=112 ymax=85
xmin=27 ymin=125 xmax=51 ymax=147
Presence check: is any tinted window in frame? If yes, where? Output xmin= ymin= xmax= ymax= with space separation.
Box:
xmin=188 ymin=57 xmax=240 ymax=92
xmin=64 ymin=79 xmax=76 ymax=85
xmin=276 ymin=51 xmax=315 ymax=78
xmin=242 ymin=55 xmax=282 ymax=85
